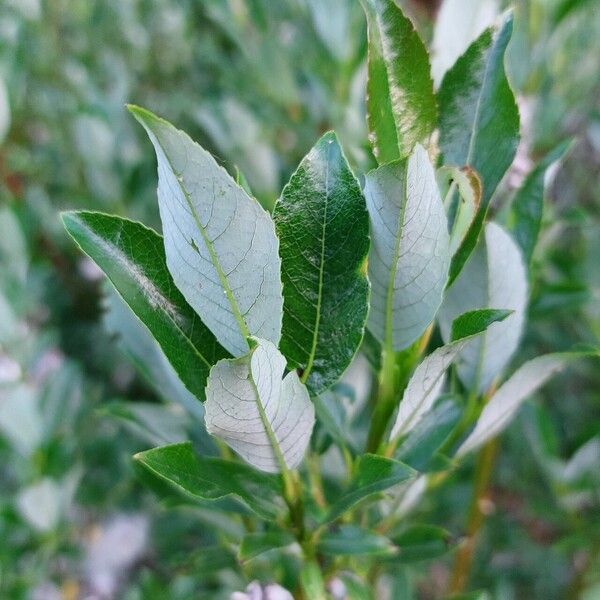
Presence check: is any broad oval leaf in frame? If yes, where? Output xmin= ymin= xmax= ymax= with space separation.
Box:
xmin=134 ymin=442 xmax=284 ymax=520
xmin=366 ymin=144 xmax=450 ymax=351
xmin=274 ymin=132 xmax=370 ymax=395
xmin=129 ymin=106 xmax=283 ymax=357
xmin=389 ymin=309 xmax=511 ymax=440
xmin=63 ymin=211 xmax=229 ymax=401
xmin=439 ymin=16 xmax=519 ymax=285
xmin=326 ymin=454 xmax=415 ymax=523
xmin=439 ymin=223 xmax=527 ymax=394
xmin=363 ymin=0 xmax=437 ymax=163
xmin=456 ymin=354 xmax=576 ymax=456
xmin=204 ymin=338 xmax=315 ymax=473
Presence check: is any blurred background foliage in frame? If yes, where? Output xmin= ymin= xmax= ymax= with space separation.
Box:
xmin=0 ymin=0 xmax=598 ymax=598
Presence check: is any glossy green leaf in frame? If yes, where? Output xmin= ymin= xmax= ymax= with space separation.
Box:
xmin=439 ymin=223 xmax=528 ymax=394
xmin=366 ymin=144 xmax=450 ymax=351
xmin=62 ymin=211 xmax=229 ymax=401
xmin=363 ymin=0 xmax=437 ymax=163
xmin=318 ymin=525 xmax=396 ymax=556
xmin=204 ymin=337 xmax=315 ymax=473
xmin=238 ymin=531 xmax=295 ymax=561
xmin=134 ymin=442 xmax=284 ymax=520
xmin=129 ymin=105 xmax=283 ymax=357
xmin=450 ymin=308 xmax=512 ymax=342
xmin=273 ymin=132 xmax=369 ymax=394
xmin=509 ymin=140 xmax=571 ymax=263
xmin=392 ymin=524 xmax=452 ymax=562
xmin=456 ymin=353 xmax=593 ymax=456
xmin=326 ymin=454 xmax=415 ymax=523
xmin=389 ymin=309 xmax=511 ymax=441
xmin=439 ymin=16 xmax=520 ymax=285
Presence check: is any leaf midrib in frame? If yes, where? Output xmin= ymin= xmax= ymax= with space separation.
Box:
xmin=301 ymin=145 xmax=332 ymax=385
xmin=384 ymin=160 xmax=409 ymax=351
xmin=247 ymin=350 xmax=290 ymax=474
xmin=156 ymin=136 xmax=251 ymax=345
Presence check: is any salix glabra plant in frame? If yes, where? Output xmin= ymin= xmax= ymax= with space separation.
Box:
xmin=62 ymin=0 xmax=595 ymax=596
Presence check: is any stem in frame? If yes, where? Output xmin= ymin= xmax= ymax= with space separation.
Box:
xmin=307 ymin=452 xmax=327 ymax=509
xmin=366 ymin=344 xmax=398 ymax=453
xmin=449 ymin=438 xmax=499 ymax=593
xmin=366 ymin=329 xmax=431 ymax=454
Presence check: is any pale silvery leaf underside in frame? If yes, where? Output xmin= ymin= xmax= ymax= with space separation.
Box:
xmin=366 ymin=144 xmax=450 ymax=351
xmin=457 ymin=354 xmax=569 ymax=456
xmin=130 ymin=106 xmax=283 ymax=358
xmin=438 ymin=222 xmax=527 ymax=393
xmin=204 ymin=338 xmax=315 ymax=473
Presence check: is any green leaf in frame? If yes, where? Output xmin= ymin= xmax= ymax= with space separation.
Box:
xmin=439 ymin=223 xmax=528 ymax=394
xmin=430 ymin=0 xmax=499 ymax=86
xmin=273 ymin=132 xmax=370 ymax=394
xmin=238 ymin=531 xmax=295 ymax=561
xmin=389 ymin=309 xmax=510 ymax=441
xmin=509 ymin=140 xmax=572 ymax=264
xmin=457 ymin=353 xmax=596 ymax=456
xmin=396 ymin=398 xmax=461 ymax=471
xmin=204 ymin=337 xmax=315 ymax=473
xmin=362 ymin=0 xmax=437 ymax=163
xmin=103 ymin=286 xmax=203 ymax=418
xmin=392 ymin=524 xmax=452 ymax=562
xmin=62 ymin=211 xmax=229 ymax=401
xmin=300 ymin=560 xmax=328 ymax=600
xmin=318 ymin=525 xmax=396 ymax=556
xmin=439 ymin=16 xmax=519 ymax=285
xmin=129 ymin=105 xmax=283 ymax=357
xmin=326 ymin=454 xmax=415 ymax=523
xmin=100 ymin=401 xmax=188 ymax=447
xmin=450 ymin=308 xmax=512 ymax=342
xmin=366 ymin=145 xmax=450 ymax=351
xmin=134 ymin=442 xmax=284 ymax=520
xmin=437 ymin=165 xmax=482 ymax=256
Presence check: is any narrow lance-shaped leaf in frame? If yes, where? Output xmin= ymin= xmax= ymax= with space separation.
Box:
xmin=456 ymin=353 xmax=594 ymax=456
xmin=396 ymin=398 xmax=461 ymax=471
xmin=129 ymin=105 xmax=283 ymax=357
xmin=326 ymin=454 xmax=415 ymax=523
xmin=366 ymin=144 xmax=450 ymax=351
xmin=238 ymin=531 xmax=295 ymax=561
xmin=134 ymin=442 xmax=284 ymax=520
xmin=509 ymin=140 xmax=572 ymax=264
xmin=438 ymin=16 xmax=520 ymax=285
xmin=318 ymin=525 xmax=396 ymax=557
xmin=204 ymin=338 xmax=315 ymax=473
xmin=274 ymin=132 xmax=370 ymax=395
xmin=438 ymin=223 xmax=527 ymax=394
xmin=362 ymin=0 xmax=437 ymax=163
xmin=62 ymin=211 xmax=229 ymax=401
xmin=389 ymin=309 xmax=511 ymax=441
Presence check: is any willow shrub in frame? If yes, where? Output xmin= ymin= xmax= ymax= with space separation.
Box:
xmin=62 ymin=1 xmax=590 ymax=597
